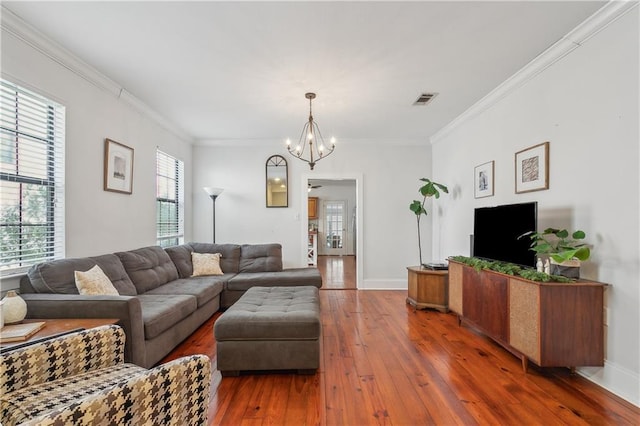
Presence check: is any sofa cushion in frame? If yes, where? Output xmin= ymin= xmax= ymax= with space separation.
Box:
xmin=0 ymin=364 xmax=145 ymax=426
xmin=144 ymin=276 xmax=226 ymax=308
xmin=137 ymin=294 xmax=197 ymax=339
xmin=115 ymin=246 xmax=179 ymax=294
xmin=214 ymin=286 xmax=321 ymax=341
xmin=26 ymin=254 xmax=136 ymax=296
xmin=164 ymin=244 xmax=193 ymax=278
xmin=74 ymin=265 xmax=119 ymax=296
xmin=239 ymin=243 xmax=283 ymax=273
xmin=226 ymin=267 xmax=322 ymax=291
xmin=188 ymin=243 xmax=241 ymax=273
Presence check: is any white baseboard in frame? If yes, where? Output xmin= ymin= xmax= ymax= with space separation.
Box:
xmin=578 ymin=361 xmax=640 ymax=407
xmin=360 ymin=279 xmax=406 ymax=290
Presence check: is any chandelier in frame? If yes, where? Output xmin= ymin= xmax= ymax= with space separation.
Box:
xmin=286 ymin=92 xmax=336 ymax=170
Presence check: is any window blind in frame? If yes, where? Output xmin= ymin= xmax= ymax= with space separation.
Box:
xmin=156 ymin=149 xmax=184 ymax=247
xmin=0 ymin=79 xmax=66 ymax=275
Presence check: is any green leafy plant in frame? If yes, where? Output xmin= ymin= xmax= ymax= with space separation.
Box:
xmin=409 ymin=178 xmax=448 ymax=266
xmin=519 ymin=228 xmax=591 ymax=264
xmin=449 ymin=255 xmax=574 ymax=283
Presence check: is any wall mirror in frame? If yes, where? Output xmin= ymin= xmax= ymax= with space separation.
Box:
xmin=266 ymin=155 xmax=288 ymax=207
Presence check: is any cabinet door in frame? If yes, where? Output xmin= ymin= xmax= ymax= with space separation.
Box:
xmin=479 ymin=272 xmax=509 ymax=342
xmin=509 ymin=278 xmax=540 ymax=363
xmin=308 ymin=197 xmax=318 ymax=220
xmin=448 ymin=262 xmax=463 ymax=314
xmin=463 ymin=267 xmax=508 ymax=342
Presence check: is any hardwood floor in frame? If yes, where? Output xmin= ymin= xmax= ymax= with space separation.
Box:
xmin=317 ymin=255 xmax=356 ymax=289
xmin=162 ymin=290 xmax=639 ymax=425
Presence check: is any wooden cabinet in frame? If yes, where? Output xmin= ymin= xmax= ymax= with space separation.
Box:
xmin=308 ymin=197 xmax=318 ymax=220
xmin=449 ymin=260 xmax=607 ymax=372
xmin=406 ymin=267 xmax=448 ymax=312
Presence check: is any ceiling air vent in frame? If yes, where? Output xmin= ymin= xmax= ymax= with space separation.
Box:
xmin=413 ymin=92 xmax=438 ymax=106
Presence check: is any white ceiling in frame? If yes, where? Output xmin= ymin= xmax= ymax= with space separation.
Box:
xmin=3 ymin=1 xmax=606 ymax=145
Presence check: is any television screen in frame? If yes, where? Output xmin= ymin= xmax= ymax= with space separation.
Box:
xmin=473 ymin=202 xmax=537 ymax=267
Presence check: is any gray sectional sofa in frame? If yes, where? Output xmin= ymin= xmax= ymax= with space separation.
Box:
xmin=18 ymin=243 xmax=322 ymax=368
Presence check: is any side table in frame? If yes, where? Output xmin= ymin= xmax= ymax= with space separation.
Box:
xmin=406 ymin=266 xmax=449 ymax=312
xmin=1 ymin=318 xmax=119 ymax=351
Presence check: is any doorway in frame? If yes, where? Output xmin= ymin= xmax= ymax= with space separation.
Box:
xmin=303 ymin=175 xmax=362 ymax=289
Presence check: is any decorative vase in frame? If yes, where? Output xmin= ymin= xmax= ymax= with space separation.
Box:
xmin=2 ymin=290 xmax=27 ymax=324
xmin=550 ymin=259 xmax=581 ymax=279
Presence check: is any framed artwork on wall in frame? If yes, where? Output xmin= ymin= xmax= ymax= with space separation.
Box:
xmin=515 ymin=141 xmax=549 ymax=194
xmin=104 ymin=138 xmax=134 ymax=194
xmin=474 ymin=160 xmax=494 ymax=198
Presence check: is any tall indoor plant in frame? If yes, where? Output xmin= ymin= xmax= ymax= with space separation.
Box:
xmin=409 ymin=178 xmax=448 ymax=266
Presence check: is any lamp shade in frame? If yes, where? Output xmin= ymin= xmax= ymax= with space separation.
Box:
xmin=203 ymin=187 xmax=224 ymax=198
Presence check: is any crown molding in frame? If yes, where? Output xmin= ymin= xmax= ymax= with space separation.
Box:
xmin=430 ymin=1 xmax=638 ymax=145
xmin=0 ymin=6 xmax=194 ymax=143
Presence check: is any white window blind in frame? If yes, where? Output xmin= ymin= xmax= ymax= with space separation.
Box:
xmin=156 ymin=149 xmax=184 ymax=247
xmin=0 ymin=79 xmax=66 ymax=275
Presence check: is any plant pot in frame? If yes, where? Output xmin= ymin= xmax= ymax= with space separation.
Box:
xmin=550 ymin=259 xmax=580 ymax=279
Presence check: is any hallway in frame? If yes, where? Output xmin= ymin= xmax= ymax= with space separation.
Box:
xmin=316 ymin=255 xmax=356 ymax=289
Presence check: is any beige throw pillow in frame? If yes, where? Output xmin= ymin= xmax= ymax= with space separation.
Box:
xmin=75 ymin=265 xmax=119 ymax=295
xmin=192 ymin=252 xmax=224 ymax=276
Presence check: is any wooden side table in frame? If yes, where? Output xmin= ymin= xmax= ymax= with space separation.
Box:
xmin=1 ymin=318 xmax=119 ymax=351
xmin=406 ymin=266 xmax=449 ymax=312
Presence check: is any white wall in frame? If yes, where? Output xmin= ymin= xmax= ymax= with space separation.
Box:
xmin=431 ymin=9 xmax=639 ymax=405
xmin=192 ymin=142 xmax=432 ymax=288
xmin=1 ymin=15 xmax=193 ymax=292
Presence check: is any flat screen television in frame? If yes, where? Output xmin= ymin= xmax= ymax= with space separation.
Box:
xmin=473 ymin=201 xmax=537 ymax=268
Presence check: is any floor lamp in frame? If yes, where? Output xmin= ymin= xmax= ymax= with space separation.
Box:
xmin=203 ymin=187 xmax=224 ymax=243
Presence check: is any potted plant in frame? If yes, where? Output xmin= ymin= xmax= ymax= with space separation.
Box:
xmin=409 ymin=178 xmax=448 ymax=267
xmin=520 ymin=228 xmax=591 ymax=278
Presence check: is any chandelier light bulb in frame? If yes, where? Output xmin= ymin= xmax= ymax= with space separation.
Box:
xmin=286 ymin=138 xmax=291 ymax=146
xmin=296 ymin=145 xmax=301 ymax=152
xmin=319 ymin=145 xmax=324 ymax=152
xmin=307 ymin=132 xmax=313 ymax=141
xmin=330 ymin=137 xmax=336 ymax=146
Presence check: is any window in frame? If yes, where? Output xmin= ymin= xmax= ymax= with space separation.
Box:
xmin=0 ymin=79 xmax=65 ymax=275
xmin=156 ymin=150 xmax=184 ymax=247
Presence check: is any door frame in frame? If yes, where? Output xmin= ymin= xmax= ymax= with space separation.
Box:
xmin=300 ymin=173 xmax=363 ymax=289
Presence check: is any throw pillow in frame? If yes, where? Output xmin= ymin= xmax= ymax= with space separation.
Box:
xmin=191 ymin=252 xmax=224 ymax=276
xmin=74 ymin=265 xmax=119 ymax=295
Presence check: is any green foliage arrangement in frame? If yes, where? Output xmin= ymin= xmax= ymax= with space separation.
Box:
xmin=449 ymin=255 xmax=574 ymax=283
xmin=409 ymin=178 xmax=448 ymax=266
xmin=519 ymin=228 xmax=591 ymax=264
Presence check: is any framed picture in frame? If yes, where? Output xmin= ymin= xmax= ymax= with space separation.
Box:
xmin=104 ymin=138 xmax=134 ymax=194
xmin=515 ymin=141 xmax=549 ymax=194
xmin=474 ymin=160 xmax=494 ymax=198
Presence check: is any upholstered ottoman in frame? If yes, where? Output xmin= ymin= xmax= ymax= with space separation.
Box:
xmin=214 ymin=286 xmax=321 ymax=376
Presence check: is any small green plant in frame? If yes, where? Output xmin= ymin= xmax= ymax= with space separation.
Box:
xmin=448 ymin=255 xmax=574 ymax=283
xmin=519 ymin=228 xmax=591 ymax=264
xmin=409 ymin=178 xmax=448 ymax=266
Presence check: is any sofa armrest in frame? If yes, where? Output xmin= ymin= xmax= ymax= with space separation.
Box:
xmin=21 ymin=354 xmax=212 ymax=426
xmin=20 ymin=294 xmax=146 ymax=367
xmin=0 ymin=325 xmax=125 ymax=395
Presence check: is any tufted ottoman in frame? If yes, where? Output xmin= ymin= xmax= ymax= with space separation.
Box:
xmin=214 ymin=286 xmax=321 ymax=376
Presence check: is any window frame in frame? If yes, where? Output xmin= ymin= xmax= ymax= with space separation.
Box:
xmin=0 ymin=79 xmax=65 ymax=276
xmin=156 ymin=149 xmax=184 ymax=248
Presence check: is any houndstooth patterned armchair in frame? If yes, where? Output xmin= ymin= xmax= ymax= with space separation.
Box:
xmin=0 ymin=325 xmax=211 ymax=425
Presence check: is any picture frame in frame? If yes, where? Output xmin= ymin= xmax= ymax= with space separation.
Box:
xmin=474 ymin=160 xmax=494 ymax=198
xmin=515 ymin=141 xmax=549 ymax=194
xmin=104 ymin=138 xmax=134 ymax=194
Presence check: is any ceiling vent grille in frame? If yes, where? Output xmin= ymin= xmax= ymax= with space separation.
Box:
xmin=413 ymin=92 xmax=438 ymax=106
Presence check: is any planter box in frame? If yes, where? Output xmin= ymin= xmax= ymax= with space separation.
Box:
xmin=406 ymin=266 xmax=448 ymax=313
